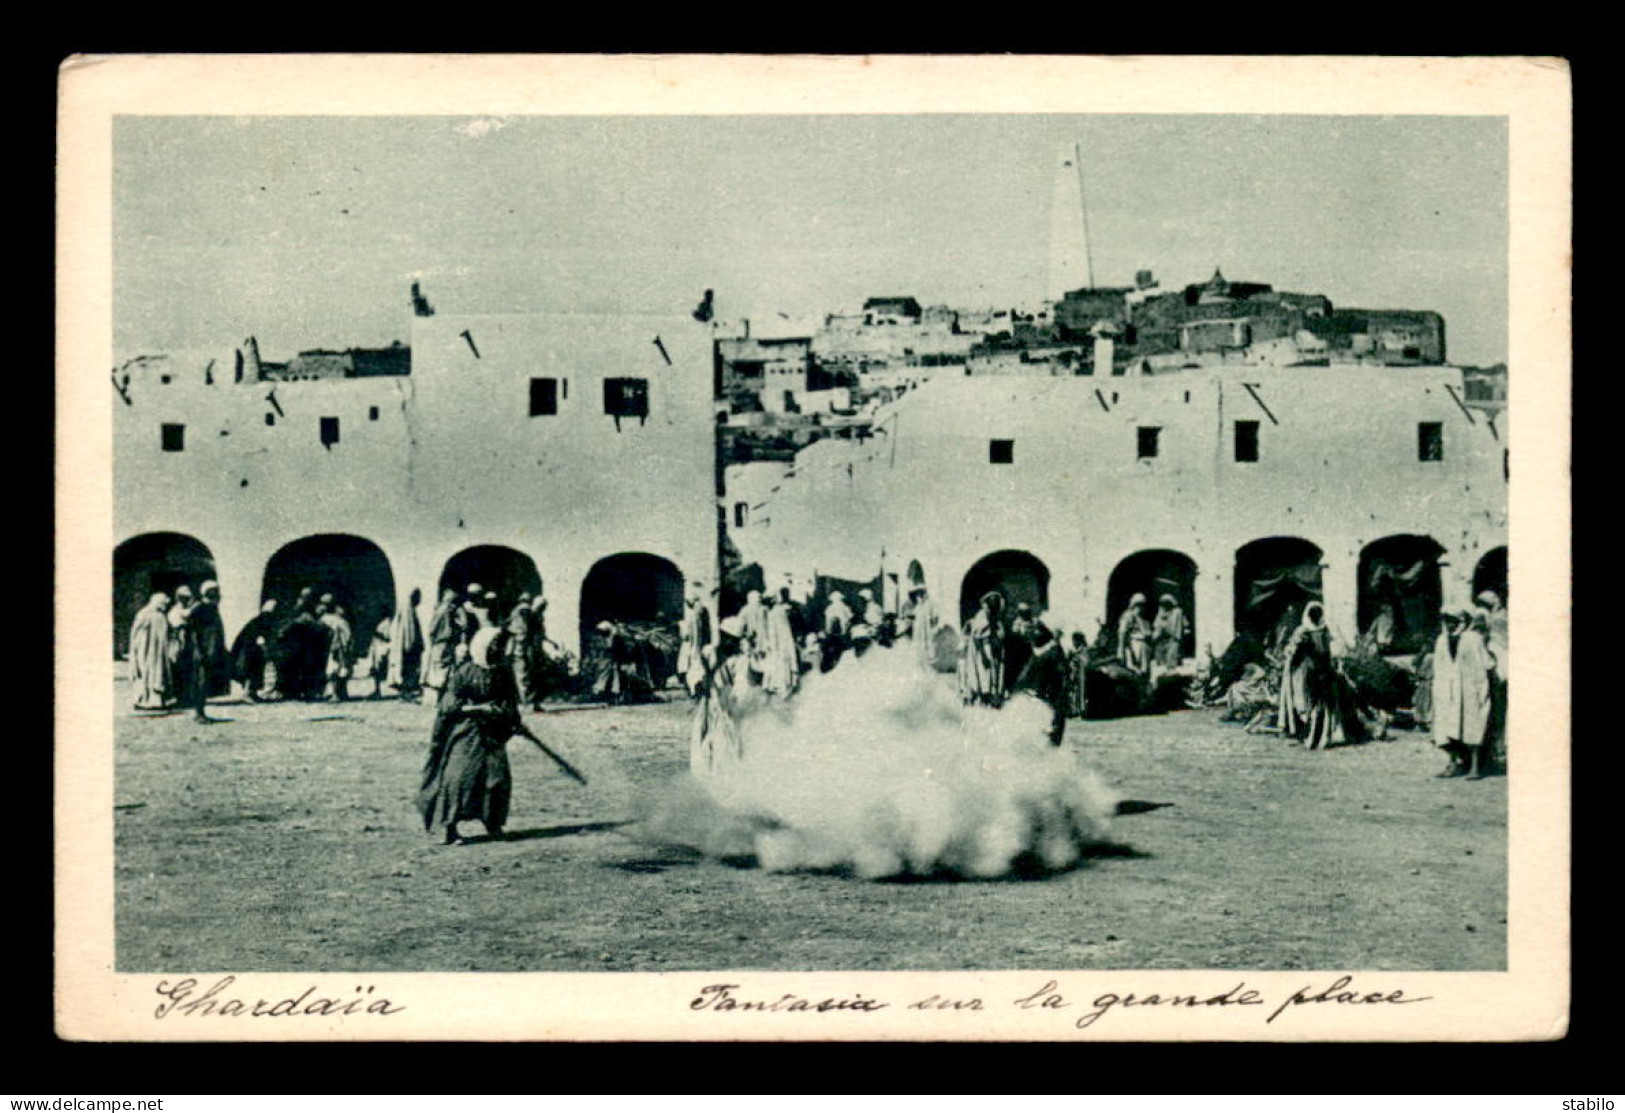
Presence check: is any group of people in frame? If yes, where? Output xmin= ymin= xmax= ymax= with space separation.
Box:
xmin=424 ymin=585 xmax=561 ymax=711
xmin=957 ymin=592 xmax=1089 ymax=747
xmin=1113 ymin=593 xmax=1190 ymax=681
xmin=127 ymin=582 xmax=230 ymax=722
xmin=1205 ymin=589 xmax=1510 ymax=779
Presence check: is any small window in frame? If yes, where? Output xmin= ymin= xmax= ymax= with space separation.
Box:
xmin=320 ymin=416 xmax=340 ymax=448
xmin=733 ymin=502 xmax=749 ymax=528
xmin=160 ymin=423 xmax=185 ymax=452
xmin=529 ymin=377 xmax=559 ymax=417
xmin=160 ymin=374 xmax=172 ymax=385
xmin=1402 ymin=345 xmax=1422 ymax=360
xmin=368 ymin=405 xmax=380 ymax=421
xmin=1418 ymin=422 xmax=1443 ymax=462
xmin=989 ymin=439 xmax=1015 ymax=465
xmin=1235 ymin=420 xmax=1260 ymax=463
xmin=1137 ymin=426 xmax=1161 ymax=460
xmin=604 ymin=377 xmax=650 ymax=424
xmin=264 ymin=412 xmax=276 ymax=427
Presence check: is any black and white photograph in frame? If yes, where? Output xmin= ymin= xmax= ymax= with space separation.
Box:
xmin=56 ymin=54 xmax=1569 ymax=1041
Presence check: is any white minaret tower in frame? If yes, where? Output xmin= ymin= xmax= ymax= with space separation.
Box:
xmin=1047 ymin=141 xmax=1095 ymax=303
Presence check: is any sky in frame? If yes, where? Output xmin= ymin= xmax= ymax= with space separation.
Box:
xmin=114 ymin=114 xmax=1508 ymax=366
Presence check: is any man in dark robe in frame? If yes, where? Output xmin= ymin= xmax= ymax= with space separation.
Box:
xmin=167 ymin=586 xmax=211 ymax=723
xmin=1004 ymin=602 xmax=1037 ymax=697
xmin=191 ymin=580 xmax=232 ymax=699
xmin=1014 ymin=625 xmax=1070 ymax=746
xmin=276 ymin=594 xmax=331 ymax=701
xmin=230 ymin=599 xmax=279 ymax=701
xmin=417 ymin=629 xmax=519 ymax=845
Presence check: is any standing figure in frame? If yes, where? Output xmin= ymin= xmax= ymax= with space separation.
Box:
xmin=1004 ymin=603 xmax=1037 ymax=697
xmin=691 ymin=617 xmax=748 ymax=779
xmin=1150 ymin=594 xmax=1188 ymax=673
xmin=1066 ymin=631 xmax=1090 ymax=718
xmin=459 ymin=583 xmax=489 ymax=648
xmin=282 ymin=592 xmax=333 ymax=701
xmin=128 ymin=592 xmax=173 ymax=710
xmin=858 ymin=588 xmax=884 ymax=629
xmin=422 ymin=588 xmax=462 ymax=706
xmin=1431 ymin=608 xmax=1494 ymax=779
xmin=364 ymin=615 xmax=392 ymax=698
xmin=592 ymin=621 xmax=653 ymax=705
xmin=676 ymin=581 xmax=713 ymax=698
xmin=820 ymin=591 xmax=853 ymax=673
xmin=167 ymin=586 xmax=211 ymax=723
xmin=321 ymin=603 xmax=356 ymax=701
xmin=760 ymin=590 xmax=801 ymax=698
xmin=904 ymin=585 xmax=938 ymax=673
xmin=958 ymin=591 xmax=1006 ymax=707
xmin=386 ymin=588 xmax=425 ymax=702
xmin=506 ymin=593 xmax=540 ymax=709
xmin=737 ymin=589 xmax=768 ymax=686
xmin=191 ymin=581 xmax=232 ymax=699
xmin=1116 ymin=593 xmax=1152 ymax=678
xmin=230 ymin=599 xmax=279 ymax=702
xmin=416 ymin=629 xmax=518 ymax=845
xmin=1013 ymin=626 xmax=1070 ymax=747
xmin=1475 ymin=589 xmax=1509 ymax=771
xmin=1277 ymin=601 xmax=1347 ymax=749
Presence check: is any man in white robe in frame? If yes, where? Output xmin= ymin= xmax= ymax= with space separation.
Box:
xmin=129 ymin=592 xmax=172 ymax=710
xmin=1431 ymin=609 xmax=1494 ymax=779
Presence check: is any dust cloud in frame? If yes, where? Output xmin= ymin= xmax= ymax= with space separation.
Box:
xmin=633 ymin=646 xmax=1120 ymax=879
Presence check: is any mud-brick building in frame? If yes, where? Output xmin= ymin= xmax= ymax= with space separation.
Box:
xmin=112 ymin=314 xmax=717 ymax=659
xmin=727 ymin=363 xmax=1508 ymax=657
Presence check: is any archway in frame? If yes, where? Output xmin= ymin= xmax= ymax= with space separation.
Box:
xmin=113 ymin=532 xmax=216 ymax=659
xmin=1234 ymin=537 xmax=1323 ymax=646
xmin=1473 ymin=546 xmax=1508 ymax=605
xmin=261 ymin=534 xmax=395 ymax=655
xmin=1107 ymin=549 xmax=1197 ymax=658
xmin=1359 ymin=535 xmax=1445 ymax=655
xmin=580 ymin=553 xmax=685 ymax=687
xmin=960 ymin=550 xmax=1050 ymax=625
xmin=439 ymin=545 xmax=543 ymax=615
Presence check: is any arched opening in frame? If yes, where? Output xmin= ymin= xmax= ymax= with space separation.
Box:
xmin=1234 ymin=537 xmax=1323 ymax=647
xmin=438 ymin=545 xmax=543 ymax=614
xmin=261 ymin=534 xmax=395 ymax=655
xmin=960 ymin=550 xmax=1051 ymax=625
xmin=1358 ymin=535 xmax=1446 ymax=655
xmin=1473 ymin=546 xmax=1508 ymax=605
xmin=580 ymin=552 xmax=685 ymax=684
xmin=1107 ymin=549 xmax=1198 ymax=658
xmin=113 ymin=532 xmax=216 ymax=659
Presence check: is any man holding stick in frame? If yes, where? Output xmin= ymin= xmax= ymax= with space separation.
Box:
xmin=417 ymin=628 xmax=587 ymax=846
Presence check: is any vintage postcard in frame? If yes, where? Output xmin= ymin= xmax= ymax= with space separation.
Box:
xmin=56 ymin=54 xmax=1571 ymax=1041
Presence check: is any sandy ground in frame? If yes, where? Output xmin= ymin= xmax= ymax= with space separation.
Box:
xmin=112 ymin=676 xmax=1506 ymax=973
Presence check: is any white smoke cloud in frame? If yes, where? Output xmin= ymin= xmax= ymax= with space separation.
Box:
xmin=633 ymin=648 xmax=1120 ymax=879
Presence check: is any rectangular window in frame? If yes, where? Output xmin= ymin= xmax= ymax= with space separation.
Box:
xmin=368 ymin=405 xmax=380 ymax=421
xmin=160 ymin=423 xmax=185 ymax=452
xmin=529 ymin=377 xmax=559 ymax=416
xmin=320 ymin=416 xmax=340 ymax=448
xmin=604 ymin=377 xmax=650 ymax=421
xmin=264 ymin=412 xmax=275 ymax=427
xmin=734 ymin=502 xmax=749 ymax=528
xmin=1137 ymin=426 xmax=1161 ymax=459
xmin=989 ymin=438 xmax=1014 ymax=464
xmin=1418 ymin=421 xmax=1443 ymax=462
xmin=1235 ymin=420 xmax=1260 ymax=462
